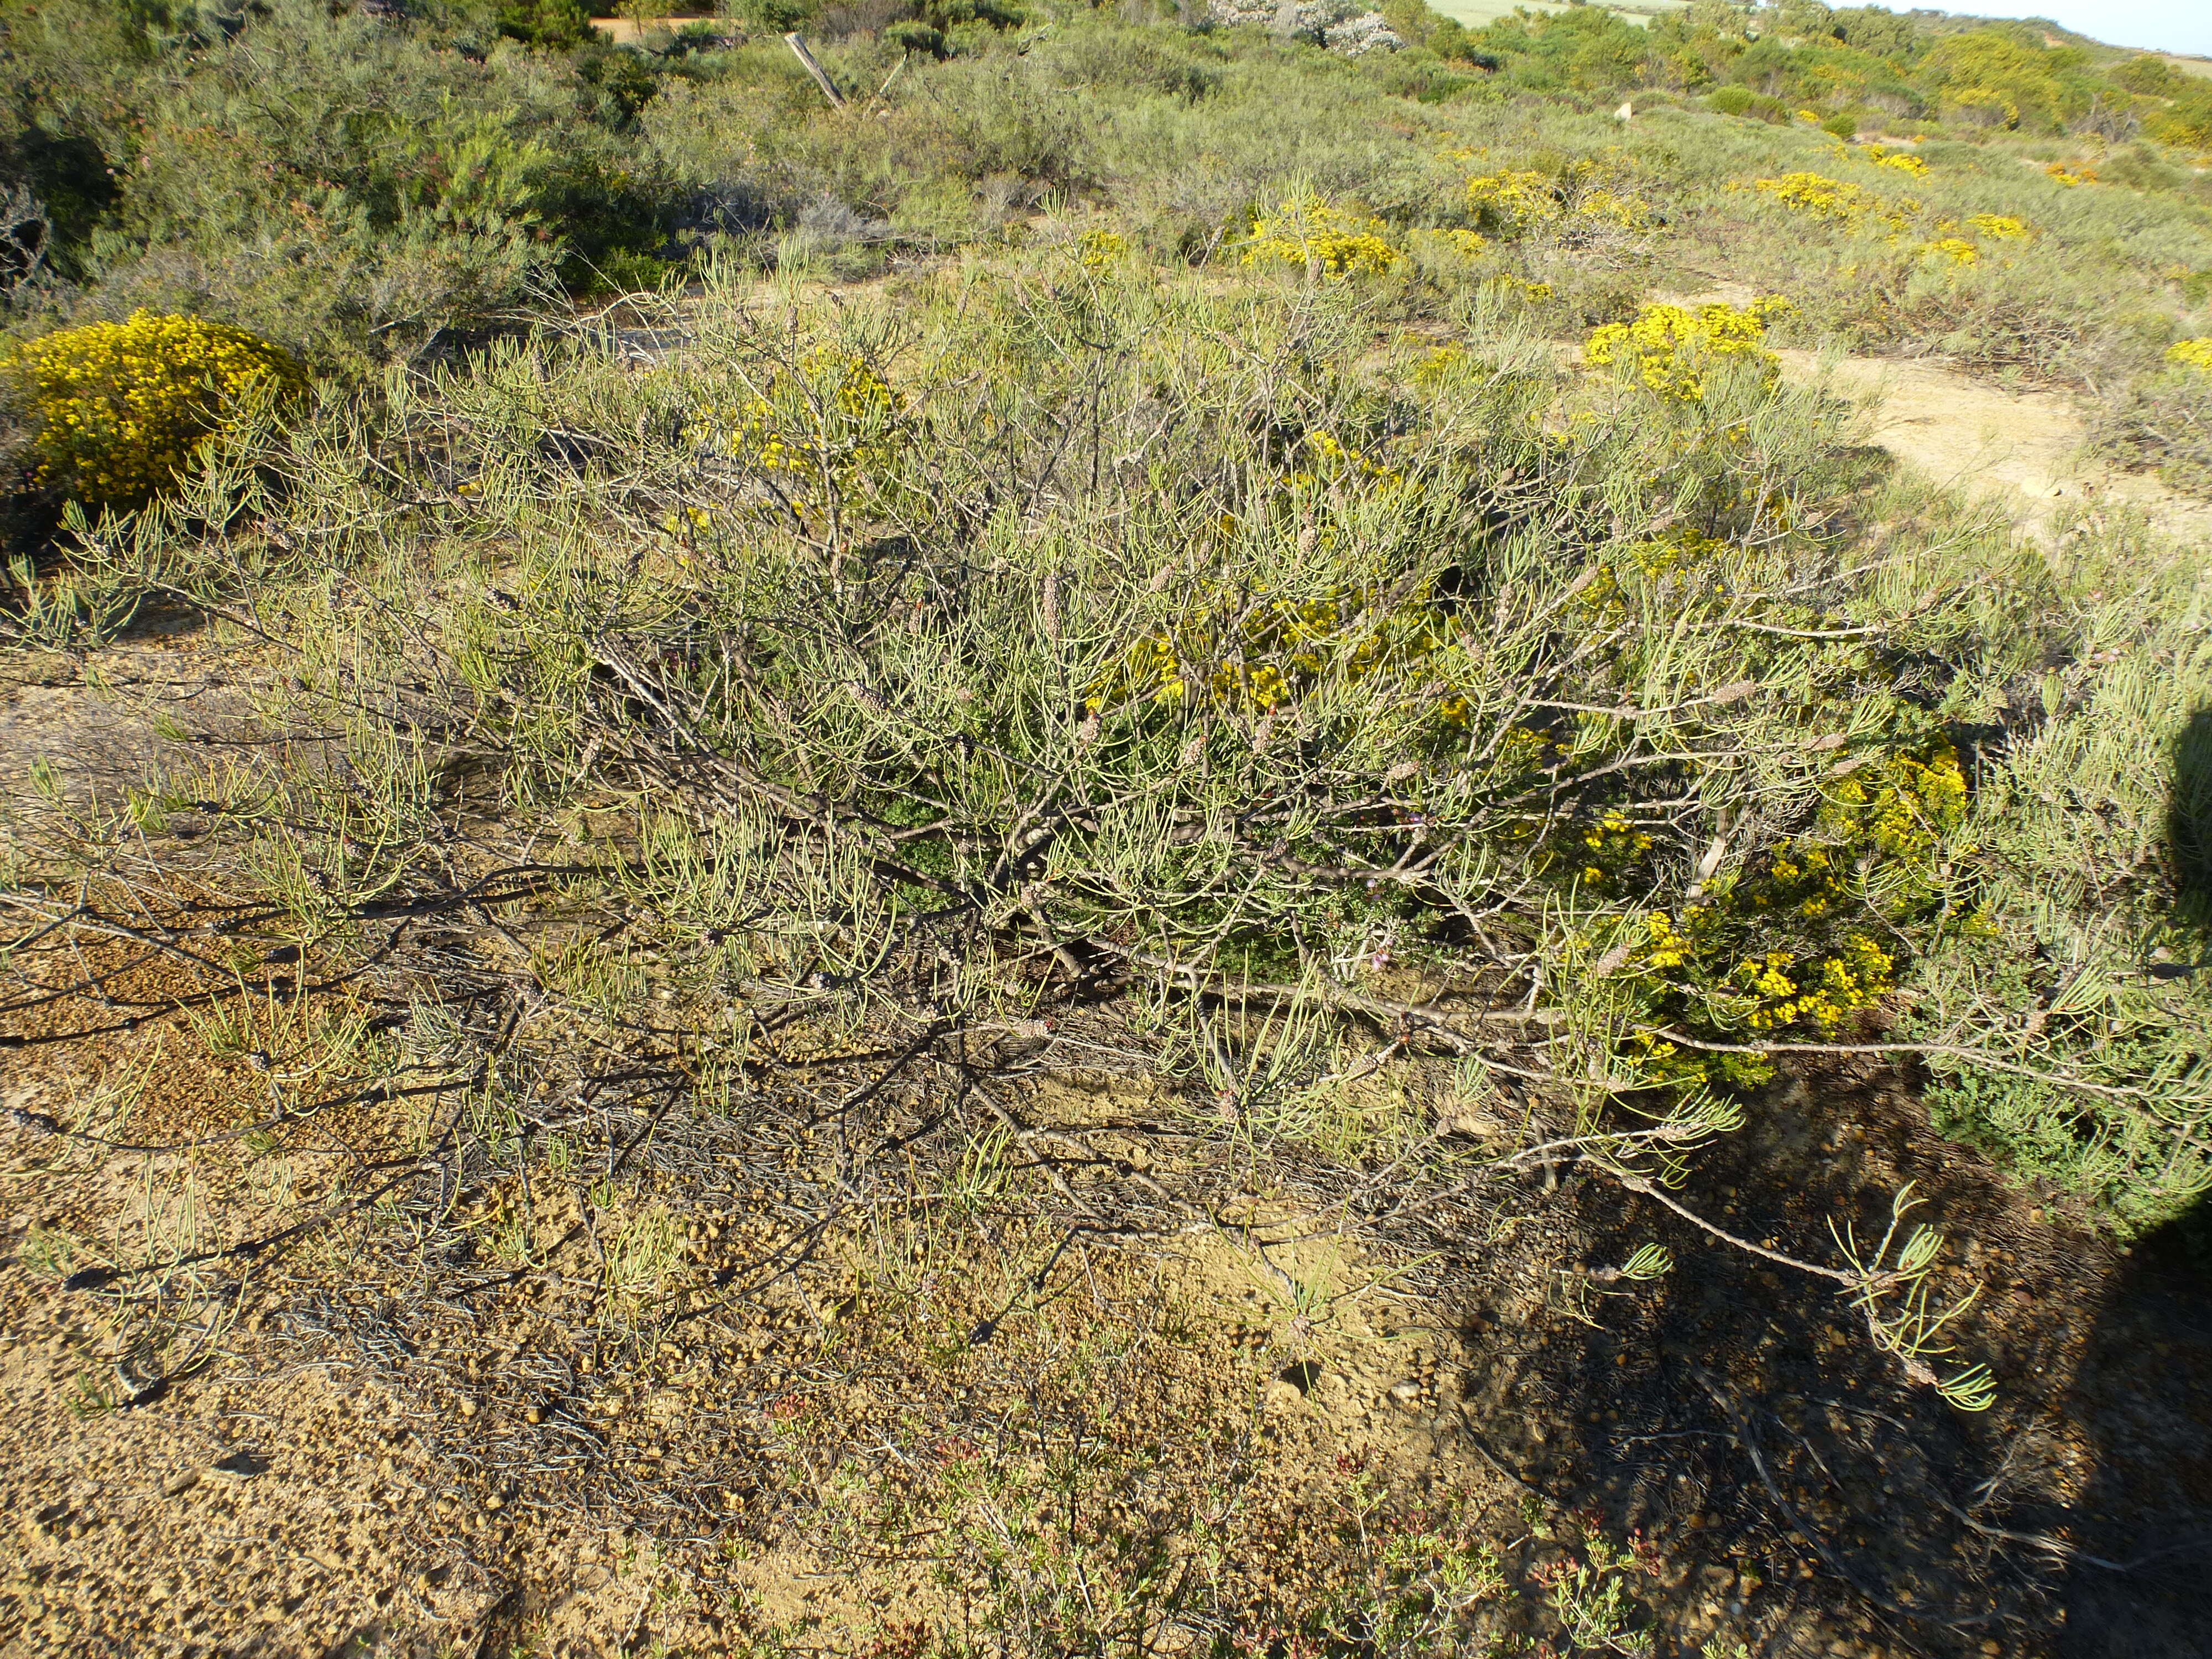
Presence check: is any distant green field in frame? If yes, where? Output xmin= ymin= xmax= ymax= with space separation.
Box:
xmin=1426 ymin=0 xmax=1687 ymax=30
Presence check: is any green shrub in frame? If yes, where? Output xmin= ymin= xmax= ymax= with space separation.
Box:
xmin=575 ymin=39 xmax=669 ymax=126
xmin=2147 ymin=86 xmax=2212 ymax=151
xmin=732 ymin=0 xmax=822 ymax=32
xmin=886 ymin=18 xmax=950 ymax=58
xmin=497 ymin=0 xmax=592 ymax=48
xmin=2110 ymin=53 xmax=2187 ymax=97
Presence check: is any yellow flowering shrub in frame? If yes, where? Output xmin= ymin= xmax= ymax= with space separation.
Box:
xmin=1092 ymin=446 xmax=1455 ymax=724
xmin=1863 ymin=145 xmax=1929 ymax=177
xmin=1411 ymin=346 xmax=1465 ymax=390
xmin=1750 ymin=171 xmax=1914 ymax=232
xmin=1088 ymin=577 xmax=1460 ymax=721
xmin=1729 ymin=933 xmax=1895 ymax=1031
xmin=1572 ymin=187 xmax=1652 ymax=231
xmin=1837 ymin=744 xmax=1969 ymax=860
xmin=1562 ymin=811 xmax=1655 ymax=888
xmin=1583 ymin=299 xmax=1788 ymax=401
xmin=2045 ymin=161 xmax=2097 ymax=186
xmin=1485 ymin=274 xmax=1554 ymax=302
xmin=682 ymin=346 xmax=904 ymax=526
xmin=6 ymin=310 xmax=304 ymax=509
xmin=1465 ymin=169 xmax=1556 ymax=232
xmin=1569 ymin=528 xmax=1730 ymax=626
xmin=1921 ymin=237 xmax=1980 ymax=265
xmin=1627 ymin=743 xmax=1968 ymax=1082
xmin=1076 ymin=228 xmax=1126 ymax=269
xmin=1465 ymin=170 xmax=1652 ymax=239
xmin=2168 ymin=338 xmax=2212 ymax=373
xmin=1240 ymin=196 xmax=1401 ymax=279
xmin=1965 ymin=212 xmax=2030 ymax=239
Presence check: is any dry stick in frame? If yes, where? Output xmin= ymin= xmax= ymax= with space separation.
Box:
xmin=1101 ymin=945 xmax=1554 ymax=1029
xmin=1605 ymin=1167 xmax=1850 ymax=1285
xmin=1879 ymin=1458 xmax=2141 ymax=1574
xmin=784 ymin=33 xmax=846 ymax=107
xmin=870 ymin=53 xmax=909 ymax=108
xmin=1606 ymin=1165 xmax=1964 ymax=1392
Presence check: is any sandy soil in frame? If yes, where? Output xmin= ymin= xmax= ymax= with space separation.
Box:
xmin=586 ymin=17 xmax=722 ymax=46
xmin=1665 ymin=281 xmax=2212 ymax=549
xmin=1772 ymin=348 xmax=2212 ymax=549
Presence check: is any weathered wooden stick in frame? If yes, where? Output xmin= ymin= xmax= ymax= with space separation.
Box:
xmin=783 ymin=33 xmax=846 ymax=107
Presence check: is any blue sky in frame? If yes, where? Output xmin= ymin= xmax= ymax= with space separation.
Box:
xmin=1950 ymin=1 xmax=2212 ymax=56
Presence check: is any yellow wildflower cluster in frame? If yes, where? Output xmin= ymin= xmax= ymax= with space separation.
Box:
xmin=1913 ymin=215 xmax=2025 ymax=268
xmin=1573 ymin=187 xmax=1653 ymax=231
xmin=1626 ymin=742 xmax=1965 ymax=1071
xmin=1751 ymin=172 xmax=1914 ymax=231
xmin=1412 ymin=346 xmax=1465 ymax=390
xmin=1639 ymin=904 xmax=1897 ymax=1039
xmin=1574 ymin=811 xmax=1655 ymax=886
xmin=1862 ymin=145 xmax=1929 ymax=178
xmin=1076 ymin=228 xmax=1126 ymax=269
xmin=6 ymin=310 xmax=304 ymax=509
xmin=1241 ymin=196 xmax=1401 ymax=279
xmin=1465 ymin=170 xmax=1555 ymax=232
xmin=1584 ymin=299 xmax=1788 ymax=401
xmin=2045 ymin=161 xmax=2098 ymax=187
xmin=698 ymin=346 xmax=899 ymax=500
xmin=1733 ymin=933 xmax=1894 ymax=1031
xmin=1921 ymin=237 xmax=1980 ymax=265
xmin=2168 ymin=338 xmax=2212 ymax=373
xmin=1465 ymin=170 xmax=1652 ymax=239
xmin=1573 ymin=528 xmax=1730 ymax=624
xmin=660 ymin=504 xmax=718 ymax=546
xmin=808 ymin=345 xmax=895 ymax=420
xmin=1833 ymin=744 xmax=1968 ymax=862
xmin=1485 ymin=274 xmax=1555 ymax=302
xmin=1300 ymin=429 xmax=1409 ymax=494
xmin=1091 ymin=577 xmax=1459 ymax=722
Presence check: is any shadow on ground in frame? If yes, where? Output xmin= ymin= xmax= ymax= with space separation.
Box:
xmin=1434 ymin=1062 xmax=2212 ymax=1658
xmin=2055 ymin=1203 xmax=2212 ymax=1658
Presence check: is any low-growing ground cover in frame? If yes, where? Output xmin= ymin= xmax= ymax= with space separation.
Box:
xmin=6 ymin=1 xmax=2212 ymax=1655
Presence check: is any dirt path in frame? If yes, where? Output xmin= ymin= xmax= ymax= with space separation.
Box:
xmin=1666 ymin=284 xmax=2212 ymax=547
xmin=1773 ymin=347 xmax=2212 ymax=547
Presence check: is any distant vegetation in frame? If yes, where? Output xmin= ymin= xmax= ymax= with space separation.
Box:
xmin=3 ymin=0 xmax=2209 ymax=371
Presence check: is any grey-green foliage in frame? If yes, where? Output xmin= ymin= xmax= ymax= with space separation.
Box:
xmin=1912 ymin=589 xmax=2212 ymax=1237
xmin=2 ymin=0 xmax=681 ymax=364
xmin=32 ymin=243 xmax=2212 ymax=1236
